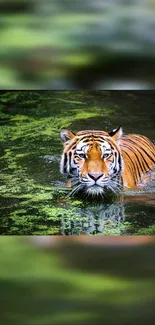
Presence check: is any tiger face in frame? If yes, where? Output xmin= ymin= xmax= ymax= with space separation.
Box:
xmin=60 ymin=127 xmax=123 ymax=196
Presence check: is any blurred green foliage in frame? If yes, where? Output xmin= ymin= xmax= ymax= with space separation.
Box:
xmin=0 ymin=237 xmax=155 ymax=325
xmin=1 ymin=0 xmax=155 ymax=88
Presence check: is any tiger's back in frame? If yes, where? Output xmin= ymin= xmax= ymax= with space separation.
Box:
xmin=119 ymin=134 xmax=155 ymax=189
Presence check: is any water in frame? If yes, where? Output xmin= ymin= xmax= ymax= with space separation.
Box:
xmin=0 ymin=90 xmax=155 ymax=235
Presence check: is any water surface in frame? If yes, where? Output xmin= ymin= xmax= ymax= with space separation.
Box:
xmin=0 ymin=90 xmax=155 ymax=235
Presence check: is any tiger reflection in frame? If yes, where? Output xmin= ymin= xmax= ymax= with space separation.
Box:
xmin=61 ymin=202 xmax=125 ymax=235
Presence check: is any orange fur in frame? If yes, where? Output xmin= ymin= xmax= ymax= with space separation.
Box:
xmin=61 ymin=128 xmax=155 ymax=190
xmin=119 ymin=134 xmax=155 ymax=188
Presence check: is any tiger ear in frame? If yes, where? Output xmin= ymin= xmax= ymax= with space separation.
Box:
xmin=60 ymin=128 xmax=75 ymax=143
xmin=108 ymin=126 xmax=123 ymax=141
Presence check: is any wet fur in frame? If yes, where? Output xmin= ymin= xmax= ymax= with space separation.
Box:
xmin=60 ymin=127 xmax=155 ymax=197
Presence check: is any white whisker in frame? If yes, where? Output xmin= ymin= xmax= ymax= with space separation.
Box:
xmin=68 ymin=183 xmax=84 ymax=197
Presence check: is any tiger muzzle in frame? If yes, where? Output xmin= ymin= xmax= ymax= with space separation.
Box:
xmin=88 ymin=173 xmax=104 ymax=181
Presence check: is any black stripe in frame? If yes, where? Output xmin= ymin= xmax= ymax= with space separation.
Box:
xmin=63 ymin=153 xmax=67 ymax=173
xmin=121 ymin=139 xmax=148 ymax=173
xmin=130 ymin=135 xmax=155 ymax=156
xmin=122 ymin=150 xmax=137 ymax=184
xmin=122 ymin=143 xmax=150 ymax=171
xmin=69 ymin=151 xmax=72 ymax=174
xmin=118 ymin=152 xmax=122 ymax=170
xmin=113 ymin=152 xmax=118 ymax=175
xmin=79 ymin=139 xmax=91 ymax=144
xmin=70 ymin=167 xmax=77 ymax=175
xmin=121 ymin=144 xmax=142 ymax=180
xmin=122 ymin=138 xmax=155 ymax=165
xmin=120 ymin=176 xmax=123 ymax=186
xmin=77 ymin=135 xmax=92 ymax=141
xmin=78 ymin=134 xmax=106 ymax=142
xmin=80 ymin=144 xmax=88 ymax=151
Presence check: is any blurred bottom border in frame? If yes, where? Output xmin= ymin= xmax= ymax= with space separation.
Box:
xmin=0 ymin=236 xmax=155 ymax=325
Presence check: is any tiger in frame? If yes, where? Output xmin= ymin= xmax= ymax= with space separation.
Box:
xmin=60 ymin=126 xmax=155 ymax=197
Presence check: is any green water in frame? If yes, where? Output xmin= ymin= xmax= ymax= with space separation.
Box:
xmin=1 ymin=237 xmax=155 ymax=325
xmin=0 ymin=90 xmax=155 ymax=235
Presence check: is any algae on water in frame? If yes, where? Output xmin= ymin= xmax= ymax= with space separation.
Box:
xmin=0 ymin=91 xmax=155 ymax=235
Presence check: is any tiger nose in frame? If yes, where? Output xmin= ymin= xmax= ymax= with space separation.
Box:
xmin=88 ymin=172 xmax=103 ymax=180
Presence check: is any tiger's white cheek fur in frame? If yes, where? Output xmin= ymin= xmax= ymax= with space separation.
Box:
xmin=60 ymin=155 xmax=65 ymax=174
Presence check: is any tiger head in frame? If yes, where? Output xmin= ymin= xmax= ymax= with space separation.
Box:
xmin=60 ymin=127 xmax=123 ymax=196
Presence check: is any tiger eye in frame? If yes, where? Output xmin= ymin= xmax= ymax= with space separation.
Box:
xmin=78 ymin=153 xmax=86 ymax=159
xmin=103 ymin=153 xmax=111 ymax=159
